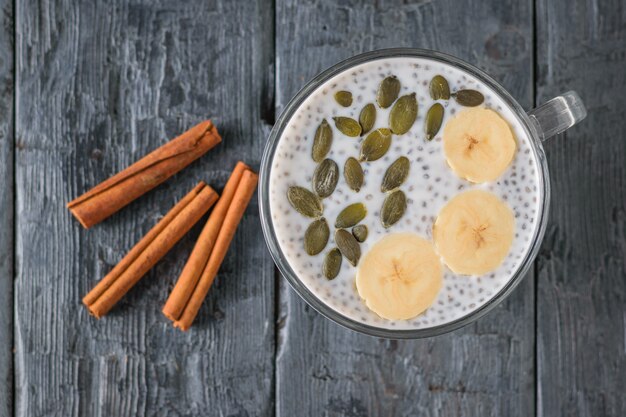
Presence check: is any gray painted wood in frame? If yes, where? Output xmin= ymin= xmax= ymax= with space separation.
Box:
xmin=275 ymin=1 xmax=535 ymax=416
xmin=535 ymin=0 xmax=626 ymax=416
xmin=0 ymin=0 xmax=13 ymax=415
xmin=8 ymin=0 xmax=626 ymax=415
xmin=15 ymin=1 xmax=274 ymax=416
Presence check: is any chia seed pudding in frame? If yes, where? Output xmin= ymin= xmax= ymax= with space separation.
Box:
xmin=268 ymin=57 xmax=542 ymax=330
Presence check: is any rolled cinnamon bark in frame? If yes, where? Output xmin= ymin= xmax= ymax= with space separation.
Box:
xmin=67 ymin=120 xmax=221 ymax=228
xmin=83 ymin=182 xmax=218 ymax=318
xmin=162 ymin=162 xmax=251 ymax=321
xmin=170 ymin=169 xmax=258 ymax=331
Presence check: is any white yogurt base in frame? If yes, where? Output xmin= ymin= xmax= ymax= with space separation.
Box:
xmin=269 ymin=57 xmax=542 ymax=330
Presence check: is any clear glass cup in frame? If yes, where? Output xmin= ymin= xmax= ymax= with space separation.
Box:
xmin=258 ymin=48 xmax=587 ymax=339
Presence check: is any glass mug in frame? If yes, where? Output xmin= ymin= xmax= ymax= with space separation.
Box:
xmin=258 ymin=48 xmax=586 ymax=338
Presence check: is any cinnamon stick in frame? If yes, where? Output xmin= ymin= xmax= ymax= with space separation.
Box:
xmin=68 ymin=120 xmax=221 ymax=229
xmin=83 ymin=182 xmax=218 ymax=318
xmin=162 ymin=162 xmax=251 ymax=321
xmin=169 ymin=169 xmax=258 ymax=331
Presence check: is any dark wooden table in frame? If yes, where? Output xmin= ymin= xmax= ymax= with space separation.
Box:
xmin=1 ymin=0 xmax=624 ymax=416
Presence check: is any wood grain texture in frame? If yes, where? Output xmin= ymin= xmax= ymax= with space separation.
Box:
xmin=10 ymin=0 xmax=626 ymax=415
xmin=275 ymin=1 xmax=535 ymax=416
xmin=535 ymin=0 xmax=626 ymax=416
xmin=15 ymin=1 xmax=274 ymax=416
xmin=0 ymin=0 xmax=13 ymax=415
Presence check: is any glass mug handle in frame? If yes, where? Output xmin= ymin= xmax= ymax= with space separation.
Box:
xmin=527 ymin=91 xmax=587 ymax=141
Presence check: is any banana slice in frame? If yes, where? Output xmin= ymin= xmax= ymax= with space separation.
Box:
xmin=356 ymin=233 xmax=442 ymax=320
xmin=433 ymin=190 xmax=514 ymax=275
xmin=443 ymin=107 xmax=516 ymax=183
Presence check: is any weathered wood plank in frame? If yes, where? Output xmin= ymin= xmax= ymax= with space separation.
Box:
xmin=275 ymin=1 xmax=535 ymax=416
xmin=535 ymin=0 xmax=626 ymax=416
xmin=15 ymin=1 xmax=274 ymax=416
xmin=0 ymin=0 xmax=13 ymax=415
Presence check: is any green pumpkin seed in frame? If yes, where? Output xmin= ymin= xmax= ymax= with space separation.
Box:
xmin=389 ymin=93 xmax=418 ymax=135
xmin=424 ymin=103 xmax=444 ymax=141
xmin=358 ymin=103 xmax=376 ymax=135
xmin=333 ymin=117 xmax=362 ymax=137
xmin=453 ymin=89 xmax=484 ymax=107
xmin=344 ymin=157 xmax=364 ymax=192
xmin=335 ymin=203 xmax=367 ymax=228
xmin=287 ymin=186 xmax=323 ymax=218
xmin=381 ymin=189 xmax=407 ymax=228
xmin=360 ymin=128 xmax=392 ymax=162
xmin=304 ymin=218 xmax=330 ymax=256
xmin=352 ymin=224 xmax=368 ymax=243
xmin=376 ymin=76 xmax=401 ymax=108
xmin=334 ymin=90 xmax=353 ymax=107
xmin=312 ymin=159 xmax=339 ymax=198
xmin=323 ymin=248 xmax=342 ymax=280
xmin=429 ymin=75 xmax=450 ymax=100
xmin=381 ymin=156 xmax=410 ymax=192
xmin=312 ymin=119 xmax=333 ymax=162
xmin=335 ymin=229 xmax=361 ymax=267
